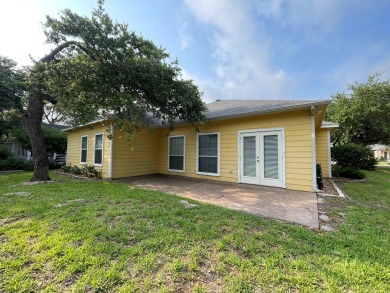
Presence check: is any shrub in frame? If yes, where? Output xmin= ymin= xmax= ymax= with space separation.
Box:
xmin=81 ymin=164 xmax=102 ymax=178
xmin=49 ymin=161 xmax=64 ymax=170
xmin=60 ymin=164 xmax=102 ymax=178
xmin=0 ymin=147 xmax=13 ymax=160
xmin=332 ymin=165 xmax=365 ymax=179
xmin=70 ymin=165 xmax=82 ymax=175
xmin=331 ymin=144 xmax=377 ymax=170
xmin=60 ymin=165 xmax=72 ymax=173
xmin=0 ymin=157 xmax=33 ymax=171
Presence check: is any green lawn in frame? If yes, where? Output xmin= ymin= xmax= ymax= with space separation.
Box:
xmin=0 ymin=171 xmax=389 ymax=292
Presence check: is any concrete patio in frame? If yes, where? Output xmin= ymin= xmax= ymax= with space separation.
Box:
xmin=119 ymin=174 xmax=319 ymax=228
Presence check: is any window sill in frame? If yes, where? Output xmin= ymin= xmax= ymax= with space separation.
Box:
xmin=196 ymin=171 xmax=220 ymax=177
xmin=168 ymin=169 xmax=185 ymax=173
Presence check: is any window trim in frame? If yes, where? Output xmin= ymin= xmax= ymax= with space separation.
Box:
xmin=168 ymin=135 xmax=185 ymax=172
xmin=80 ymin=135 xmax=88 ymax=164
xmin=196 ymin=132 xmax=220 ymax=176
xmin=93 ymin=133 xmax=104 ymax=167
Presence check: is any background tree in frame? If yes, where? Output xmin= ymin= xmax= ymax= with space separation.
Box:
xmin=11 ymin=126 xmax=67 ymax=155
xmin=0 ymin=56 xmax=26 ymax=140
xmin=27 ymin=0 xmax=206 ymax=181
xmin=326 ymin=73 xmax=390 ymax=146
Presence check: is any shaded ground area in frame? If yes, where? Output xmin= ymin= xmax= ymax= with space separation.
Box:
xmin=119 ymin=174 xmax=319 ymax=228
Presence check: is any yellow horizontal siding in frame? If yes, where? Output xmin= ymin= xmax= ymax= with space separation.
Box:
xmin=157 ymin=109 xmax=314 ymax=191
xmin=66 ymin=123 xmax=110 ymax=178
xmin=316 ymin=128 xmax=330 ymax=178
xmin=112 ymin=128 xmax=159 ymax=178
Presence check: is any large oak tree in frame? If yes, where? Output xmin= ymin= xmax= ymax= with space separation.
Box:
xmin=27 ymin=1 xmax=206 ymax=181
xmin=326 ymin=73 xmax=390 ymax=146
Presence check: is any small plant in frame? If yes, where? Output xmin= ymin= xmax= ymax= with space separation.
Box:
xmin=60 ymin=165 xmax=72 ymax=173
xmin=70 ymin=165 xmax=82 ymax=175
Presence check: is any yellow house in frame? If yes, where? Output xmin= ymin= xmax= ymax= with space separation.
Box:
xmin=64 ymin=100 xmax=338 ymax=192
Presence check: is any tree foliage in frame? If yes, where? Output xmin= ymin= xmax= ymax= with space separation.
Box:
xmin=0 ymin=56 xmax=25 ymax=112
xmin=32 ymin=1 xmax=206 ymax=130
xmin=12 ymin=126 xmax=67 ymax=154
xmin=26 ymin=1 xmax=206 ymax=180
xmin=326 ymin=73 xmax=390 ymax=146
xmin=0 ymin=56 xmax=26 ymax=139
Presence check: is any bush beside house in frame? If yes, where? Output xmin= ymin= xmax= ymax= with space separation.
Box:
xmin=331 ymin=144 xmax=377 ymax=179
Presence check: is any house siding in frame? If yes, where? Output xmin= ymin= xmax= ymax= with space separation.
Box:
xmin=66 ymin=124 xmax=110 ymax=177
xmin=111 ymin=128 xmax=159 ymax=178
xmin=158 ymin=109 xmax=314 ymax=192
xmin=315 ymin=128 xmax=330 ymax=178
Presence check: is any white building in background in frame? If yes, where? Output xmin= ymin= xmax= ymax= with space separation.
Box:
xmin=371 ymin=144 xmax=390 ymax=161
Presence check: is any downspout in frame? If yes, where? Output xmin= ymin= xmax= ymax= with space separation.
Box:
xmin=327 ymin=129 xmax=332 ymax=178
xmin=311 ymin=106 xmax=320 ymax=192
xmin=109 ymin=123 xmax=114 ymax=180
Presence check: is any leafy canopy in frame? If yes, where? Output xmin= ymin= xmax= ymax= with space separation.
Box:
xmin=0 ymin=56 xmax=26 ymax=139
xmin=0 ymin=56 xmax=25 ymax=112
xmin=12 ymin=126 xmax=67 ymax=154
xmin=326 ymin=73 xmax=390 ymax=146
xmin=32 ymin=0 xmax=206 ymax=135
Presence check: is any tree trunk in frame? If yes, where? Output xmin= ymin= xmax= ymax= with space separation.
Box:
xmin=27 ymin=94 xmax=50 ymax=181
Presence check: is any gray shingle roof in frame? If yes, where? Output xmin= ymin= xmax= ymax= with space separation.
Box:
xmin=205 ymin=99 xmax=331 ymax=120
xmin=64 ymin=99 xmax=331 ymax=131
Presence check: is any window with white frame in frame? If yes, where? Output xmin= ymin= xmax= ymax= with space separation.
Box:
xmin=197 ymin=133 xmax=219 ymax=175
xmin=168 ymin=136 xmax=185 ymax=171
xmin=94 ymin=134 xmax=103 ymax=165
xmin=80 ymin=136 xmax=88 ymax=164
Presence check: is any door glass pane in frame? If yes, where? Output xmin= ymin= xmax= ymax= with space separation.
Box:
xmin=264 ymin=135 xmax=279 ymax=179
xmin=243 ymin=136 xmax=256 ymax=177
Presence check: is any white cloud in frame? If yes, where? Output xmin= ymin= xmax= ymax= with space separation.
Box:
xmin=0 ymin=0 xmax=96 ymax=66
xmin=184 ymin=0 xmax=287 ymax=102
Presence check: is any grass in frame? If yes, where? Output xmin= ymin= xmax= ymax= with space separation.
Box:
xmin=0 ymin=171 xmax=389 ymax=292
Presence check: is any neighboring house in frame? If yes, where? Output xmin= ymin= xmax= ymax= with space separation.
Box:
xmin=64 ymin=100 xmax=338 ymax=192
xmin=371 ymin=144 xmax=390 ymax=161
xmin=0 ymin=123 xmax=68 ymax=162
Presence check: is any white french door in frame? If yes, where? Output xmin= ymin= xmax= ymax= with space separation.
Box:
xmin=239 ymin=129 xmax=285 ymax=188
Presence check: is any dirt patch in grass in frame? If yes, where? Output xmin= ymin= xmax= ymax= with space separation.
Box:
xmin=0 ymin=217 xmax=26 ymax=227
xmin=317 ymin=195 xmax=351 ymax=231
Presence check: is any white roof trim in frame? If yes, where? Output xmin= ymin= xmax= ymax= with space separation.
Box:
xmin=320 ymin=122 xmax=339 ymax=129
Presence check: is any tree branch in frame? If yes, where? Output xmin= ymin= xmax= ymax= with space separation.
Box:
xmin=40 ymin=93 xmax=58 ymax=105
xmin=40 ymin=40 xmax=96 ymax=62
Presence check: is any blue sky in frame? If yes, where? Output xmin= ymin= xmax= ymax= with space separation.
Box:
xmin=1 ymin=0 xmax=389 ymax=103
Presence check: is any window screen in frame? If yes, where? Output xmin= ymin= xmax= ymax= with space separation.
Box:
xmin=94 ymin=134 xmax=103 ymax=165
xmin=198 ymin=134 xmax=218 ymax=174
xmin=169 ymin=136 xmax=184 ymax=171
